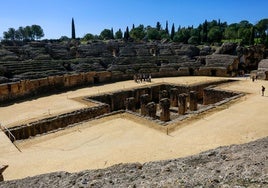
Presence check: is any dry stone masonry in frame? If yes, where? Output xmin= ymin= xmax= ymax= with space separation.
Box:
xmin=1 ymin=40 xmax=262 ymax=104
xmin=3 ymin=80 xmax=243 ymax=142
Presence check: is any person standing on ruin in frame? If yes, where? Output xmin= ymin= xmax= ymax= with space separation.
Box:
xmin=261 ymin=86 xmax=265 ymax=96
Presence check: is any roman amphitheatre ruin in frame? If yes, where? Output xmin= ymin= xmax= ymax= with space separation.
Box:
xmin=0 ymin=40 xmax=268 ymax=184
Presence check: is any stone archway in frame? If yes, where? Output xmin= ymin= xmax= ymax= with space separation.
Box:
xmin=94 ymin=76 xmax=100 ymax=84
xmin=189 ymin=68 xmax=194 ymax=76
xmin=211 ymin=69 xmax=217 ymax=76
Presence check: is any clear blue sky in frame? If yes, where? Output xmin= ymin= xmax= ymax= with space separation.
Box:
xmin=1 ymin=0 xmax=267 ymax=39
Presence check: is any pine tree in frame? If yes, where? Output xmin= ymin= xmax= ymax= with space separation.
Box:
xmin=71 ymin=18 xmax=76 ymax=39
xmin=170 ymin=23 xmax=175 ymax=40
xmin=165 ymin=21 xmax=169 ymax=34
xmin=115 ymin=29 xmax=123 ymax=39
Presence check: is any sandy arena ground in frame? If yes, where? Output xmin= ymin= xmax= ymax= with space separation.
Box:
xmin=0 ymin=76 xmax=268 ymax=180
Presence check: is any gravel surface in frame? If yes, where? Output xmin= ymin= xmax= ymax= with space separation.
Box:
xmin=1 ymin=137 xmax=267 ymax=188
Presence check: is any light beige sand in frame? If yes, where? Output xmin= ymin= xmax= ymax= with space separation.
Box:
xmin=0 ymin=76 xmax=268 ymax=180
xmin=0 ymin=76 xmax=222 ymax=127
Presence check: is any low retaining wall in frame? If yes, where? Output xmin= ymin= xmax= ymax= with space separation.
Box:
xmin=0 ymin=71 xmax=112 ymax=104
xmin=203 ymin=87 xmax=239 ymax=105
xmin=5 ymin=103 xmax=110 ymax=141
xmin=0 ymin=68 xmax=233 ymax=104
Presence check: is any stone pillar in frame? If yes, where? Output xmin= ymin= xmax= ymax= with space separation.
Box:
xmin=159 ymin=98 xmax=170 ymax=122
xmin=159 ymin=90 xmax=169 ymax=100
xmin=24 ymin=126 xmax=30 ymax=139
xmin=109 ymin=94 xmax=115 ymax=111
xmin=125 ymin=97 xmax=136 ymax=112
xmin=140 ymin=94 xmax=149 ymax=116
xmin=189 ymin=91 xmax=198 ymax=111
xmin=145 ymin=102 xmax=157 ymax=119
xmin=178 ymin=93 xmax=187 ymax=115
xmin=170 ymin=88 xmax=179 ymax=107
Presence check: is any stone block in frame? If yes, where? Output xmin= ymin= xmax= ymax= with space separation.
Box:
xmin=146 ymin=102 xmax=157 ymax=119
xmin=189 ymin=91 xmax=198 ymax=111
xmin=140 ymin=94 xmax=150 ymax=116
xmin=178 ymin=93 xmax=187 ymax=115
xmin=170 ymin=88 xmax=179 ymax=107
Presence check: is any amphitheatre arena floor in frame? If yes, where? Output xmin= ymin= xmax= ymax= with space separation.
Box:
xmin=0 ymin=76 xmax=268 ymax=180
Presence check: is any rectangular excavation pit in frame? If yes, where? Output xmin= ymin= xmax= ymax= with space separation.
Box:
xmin=3 ymin=79 xmax=242 ymax=142
xmin=87 ymin=79 xmax=242 ymax=124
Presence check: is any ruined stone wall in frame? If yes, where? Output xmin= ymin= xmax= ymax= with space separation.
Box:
xmin=0 ymin=72 xmax=99 ymax=103
xmin=95 ymin=71 xmax=112 ymax=83
xmin=0 ymin=71 xmax=234 ymax=104
xmin=88 ymin=80 xmax=233 ymax=112
xmin=89 ymin=87 xmax=153 ymax=111
xmin=5 ymin=103 xmax=110 ymax=141
xmin=188 ymin=80 xmax=234 ymax=100
xmin=203 ymin=87 xmax=238 ymax=105
xmin=177 ymin=67 xmax=191 ymax=76
xmin=151 ymin=71 xmax=182 ymax=78
xmin=197 ymin=67 xmax=228 ymax=77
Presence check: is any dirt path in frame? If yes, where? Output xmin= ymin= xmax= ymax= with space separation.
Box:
xmin=0 ymin=76 xmax=268 ymax=180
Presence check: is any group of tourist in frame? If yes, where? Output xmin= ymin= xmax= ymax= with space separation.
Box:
xmin=133 ymin=73 xmax=152 ymax=83
xmin=251 ymin=75 xmax=258 ymax=82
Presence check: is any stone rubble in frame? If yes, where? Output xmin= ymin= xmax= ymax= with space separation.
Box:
xmin=1 ymin=137 xmax=267 ymax=187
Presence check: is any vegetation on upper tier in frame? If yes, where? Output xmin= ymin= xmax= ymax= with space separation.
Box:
xmin=2 ymin=18 xmax=268 ymax=47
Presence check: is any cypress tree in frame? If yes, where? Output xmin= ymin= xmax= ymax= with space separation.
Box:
xmin=71 ymin=18 xmax=76 ymax=39
xmin=111 ymin=28 xmax=114 ymax=39
xmin=165 ymin=21 xmax=169 ymax=34
xmin=156 ymin=22 xmax=161 ymax=31
xmin=249 ymin=26 xmax=255 ymax=45
xmin=202 ymin=20 xmax=208 ymax=43
xmin=171 ymin=23 xmax=175 ymax=40
xmin=218 ymin=19 xmax=221 ymax=26
xmin=124 ymin=26 xmax=130 ymax=40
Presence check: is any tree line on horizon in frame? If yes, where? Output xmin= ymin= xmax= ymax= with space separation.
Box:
xmin=79 ymin=18 xmax=268 ymax=46
xmin=3 ymin=25 xmax=44 ymax=41
xmin=2 ymin=18 xmax=268 ymax=47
